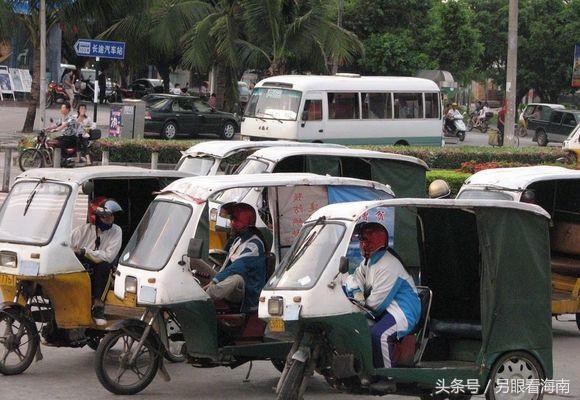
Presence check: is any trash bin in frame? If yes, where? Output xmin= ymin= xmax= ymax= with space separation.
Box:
xmin=108 ymin=99 xmax=145 ymax=139
xmin=488 ymin=129 xmax=500 ymax=147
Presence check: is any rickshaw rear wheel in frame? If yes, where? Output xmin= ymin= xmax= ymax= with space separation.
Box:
xmin=95 ymin=328 xmax=160 ymax=395
xmin=276 ymin=359 xmax=306 ymax=400
xmin=576 ymin=313 xmax=580 ymax=331
xmin=486 ymin=351 xmax=545 ymax=400
xmin=0 ymin=308 xmax=39 ymax=376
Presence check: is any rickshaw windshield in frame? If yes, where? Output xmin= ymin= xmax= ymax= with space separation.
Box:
xmin=120 ymin=200 xmax=193 ymax=271
xmin=0 ymin=181 xmax=71 ymax=245
xmin=267 ymin=220 xmax=346 ymax=290
xmin=456 ymin=189 xmax=515 ymax=201
xmin=176 ymin=156 xmax=215 ymax=175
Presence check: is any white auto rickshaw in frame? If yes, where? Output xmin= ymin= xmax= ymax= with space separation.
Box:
xmin=92 ymin=173 xmax=394 ymax=395
xmin=261 ymin=199 xmax=553 ymax=400
xmin=563 ymin=123 xmax=579 ymax=167
xmin=0 ymin=167 xmax=190 ymax=375
xmin=176 ymin=140 xmax=344 ymax=175
xmin=457 ymin=166 xmax=580 ymax=329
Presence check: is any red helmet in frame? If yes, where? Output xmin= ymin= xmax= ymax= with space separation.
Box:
xmin=220 ymin=202 xmax=256 ymax=231
xmin=88 ymin=197 xmax=107 ymax=224
xmin=357 ymin=222 xmax=389 ymax=259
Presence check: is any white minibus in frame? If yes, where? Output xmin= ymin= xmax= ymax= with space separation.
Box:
xmin=241 ymin=74 xmax=442 ymax=146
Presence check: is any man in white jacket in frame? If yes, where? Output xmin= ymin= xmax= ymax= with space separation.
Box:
xmin=344 ymin=222 xmax=421 ymax=369
xmin=71 ymin=199 xmax=123 ymax=325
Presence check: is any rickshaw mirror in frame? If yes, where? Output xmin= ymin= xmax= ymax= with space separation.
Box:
xmin=338 ymin=256 xmax=349 ymax=274
xmin=187 ymin=238 xmax=204 ymax=260
xmin=81 ymin=181 xmax=94 ymax=195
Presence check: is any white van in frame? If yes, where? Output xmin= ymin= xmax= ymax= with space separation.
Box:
xmin=241 ymin=74 xmax=442 ymax=146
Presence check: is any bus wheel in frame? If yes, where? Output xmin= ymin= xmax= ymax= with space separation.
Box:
xmin=394 ymin=140 xmax=409 ymax=146
xmin=311 ymin=140 xmax=323 ymax=143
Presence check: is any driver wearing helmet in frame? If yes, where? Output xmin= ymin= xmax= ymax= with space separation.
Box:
xmin=343 ymin=222 xmax=420 ymax=369
xmin=204 ymin=202 xmax=267 ymax=313
xmin=71 ymin=198 xmax=123 ymax=325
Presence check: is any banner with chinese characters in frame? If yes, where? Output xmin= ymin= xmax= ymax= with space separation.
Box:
xmin=277 ymin=185 xmax=328 ymax=247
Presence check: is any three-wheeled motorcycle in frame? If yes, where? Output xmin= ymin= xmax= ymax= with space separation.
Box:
xmin=0 ymin=167 xmax=191 ymax=375
xmin=457 ymin=166 xmax=580 ymax=330
xmin=261 ymin=198 xmax=553 ymax=400
xmin=92 ymin=173 xmax=394 ymax=395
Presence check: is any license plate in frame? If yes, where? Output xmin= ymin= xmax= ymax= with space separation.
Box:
xmin=268 ymin=318 xmax=285 ymax=333
xmin=0 ymin=274 xmax=16 ymax=287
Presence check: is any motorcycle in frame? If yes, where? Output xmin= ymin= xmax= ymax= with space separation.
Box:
xmin=46 ymin=82 xmax=70 ymax=108
xmin=467 ymin=111 xmax=492 ymax=133
xmin=18 ymin=128 xmax=101 ymax=171
xmin=106 ymin=83 xmax=123 ymax=103
xmin=443 ymin=115 xmax=466 ymax=141
xmin=74 ymin=79 xmax=95 ymax=106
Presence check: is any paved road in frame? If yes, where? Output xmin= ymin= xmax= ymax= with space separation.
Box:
xmin=0 ymin=319 xmax=577 ymax=400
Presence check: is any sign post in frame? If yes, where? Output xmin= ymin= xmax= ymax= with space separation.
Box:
xmin=74 ymin=39 xmax=126 ymax=123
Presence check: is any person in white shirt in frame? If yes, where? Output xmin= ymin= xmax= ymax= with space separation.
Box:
xmin=171 ymin=83 xmax=182 ymax=95
xmin=71 ymin=198 xmax=123 ymax=325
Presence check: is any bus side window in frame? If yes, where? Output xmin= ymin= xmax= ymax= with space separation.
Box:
xmin=424 ymin=93 xmax=440 ymax=118
xmin=302 ymin=99 xmax=322 ymax=121
xmin=328 ymin=93 xmax=360 ymax=119
xmin=340 ymin=157 xmax=371 ymax=180
xmin=361 ymin=93 xmax=392 ymax=119
xmin=394 ymin=93 xmax=423 ymax=119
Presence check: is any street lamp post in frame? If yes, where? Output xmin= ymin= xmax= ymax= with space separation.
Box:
xmin=504 ymin=0 xmax=519 ymax=146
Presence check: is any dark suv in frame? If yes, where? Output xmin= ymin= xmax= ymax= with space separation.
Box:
xmin=144 ymin=95 xmax=239 ymax=140
xmin=533 ymin=109 xmax=580 ymax=146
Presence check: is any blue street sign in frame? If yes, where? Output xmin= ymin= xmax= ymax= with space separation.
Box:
xmin=74 ymin=39 xmax=126 ymax=60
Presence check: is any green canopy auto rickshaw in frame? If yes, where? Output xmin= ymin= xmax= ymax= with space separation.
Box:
xmin=261 ymin=199 xmax=553 ymax=400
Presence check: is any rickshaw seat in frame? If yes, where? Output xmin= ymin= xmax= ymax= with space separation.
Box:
xmin=430 ymin=319 xmax=482 ymax=339
xmin=551 ymin=255 xmax=580 ymax=278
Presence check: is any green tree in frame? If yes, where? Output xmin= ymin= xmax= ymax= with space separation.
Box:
xmin=0 ymin=1 xmax=65 ymax=132
xmin=426 ymin=0 xmax=483 ymax=84
xmin=183 ymin=0 xmax=363 ymax=109
xmin=517 ymin=0 xmax=580 ymax=102
xmin=358 ymin=31 xmax=435 ymax=76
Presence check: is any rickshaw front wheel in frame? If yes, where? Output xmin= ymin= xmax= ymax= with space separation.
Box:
xmin=276 ymin=359 xmax=306 ymax=400
xmin=95 ymin=328 xmax=160 ymax=395
xmin=486 ymin=351 xmax=545 ymax=400
xmin=0 ymin=308 xmax=39 ymax=376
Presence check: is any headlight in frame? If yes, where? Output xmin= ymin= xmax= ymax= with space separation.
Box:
xmin=268 ymin=297 xmax=284 ymax=316
xmin=0 ymin=252 xmax=17 ymax=268
xmin=125 ymin=276 xmax=137 ymax=294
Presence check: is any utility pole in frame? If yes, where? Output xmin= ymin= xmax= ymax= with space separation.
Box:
xmin=331 ymin=0 xmax=343 ymax=74
xmin=39 ymin=0 xmax=46 ymax=129
xmin=504 ymin=0 xmax=518 ymax=146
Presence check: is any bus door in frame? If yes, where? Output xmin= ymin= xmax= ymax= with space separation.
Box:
xmin=299 ymin=92 xmax=325 ymax=141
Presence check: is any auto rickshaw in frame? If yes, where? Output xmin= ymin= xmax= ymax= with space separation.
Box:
xmin=457 ymin=166 xmax=580 ymax=330
xmin=261 ymin=198 xmax=553 ymax=400
xmin=92 ymin=173 xmax=394 ymax=395
xmin=0 ymin=166 xmax=191 ymax=375
xmin=563 ymin=123 xmax=579 ymax=167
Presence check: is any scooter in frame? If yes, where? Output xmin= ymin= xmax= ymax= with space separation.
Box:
xmin=443 ymin=116 xmax=466 ymax=141
xmin=46 ymin=82 xmax=71 ymax=108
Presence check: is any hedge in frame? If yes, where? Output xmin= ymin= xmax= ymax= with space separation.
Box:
xmin=426 ymin=170 xmax=472 ymax=197
xmin=18 ymin=137 xmax=567 ymax=168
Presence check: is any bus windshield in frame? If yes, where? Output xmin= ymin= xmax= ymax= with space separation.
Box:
xmin=245 ymin=87 xmax=302 ymax=121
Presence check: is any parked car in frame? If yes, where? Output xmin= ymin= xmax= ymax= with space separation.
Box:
xmin=522 ymin=103 xmax=565 ymax=140
xmin=122 ymin=78 xmax=164 ymax=99
xmin=144 ymin=94 xmax=239 ymax=140
xmin=532 ymin=109 xmax=580 ymax=146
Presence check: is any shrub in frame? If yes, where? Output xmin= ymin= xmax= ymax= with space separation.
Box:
xmin=456 ymin=161 xmax=530 ymax=174
xmin=426 ymin=170 xmax=472 ymax=198
xmin=17 ymin=137 xmax=567 ymax=168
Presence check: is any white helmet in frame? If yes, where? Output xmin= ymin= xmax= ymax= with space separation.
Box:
xmin=428 ymin=180 xmax=451 ymax=199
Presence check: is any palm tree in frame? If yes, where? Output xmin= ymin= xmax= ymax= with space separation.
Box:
xmin=182 ymin=0 xmax=363 ymax=109
xmin=0 ymin=1 xmax=64 ymax=133
xmin=97 ymin=0 xmax=208 ymax=91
